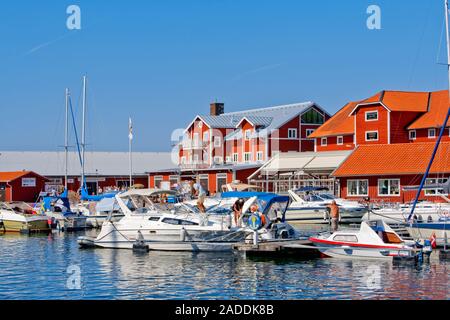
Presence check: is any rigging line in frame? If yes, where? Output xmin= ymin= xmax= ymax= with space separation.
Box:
xmin=69 ymin=96 xmax=83 ymax=167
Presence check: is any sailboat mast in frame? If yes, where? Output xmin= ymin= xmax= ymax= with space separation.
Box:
xmin=65 ymin=88 xmax=70 ymax=191
xmin=81 ymin=75 xmax=87 ymax=191
xmin=408 ymin=0 xmax=450 ymax=221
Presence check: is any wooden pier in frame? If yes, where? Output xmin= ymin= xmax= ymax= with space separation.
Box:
xmin=233 ymin=240 xmax=321 ymax=258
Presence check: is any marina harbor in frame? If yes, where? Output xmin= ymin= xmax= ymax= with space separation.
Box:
xmin=1 ymin=0 xmax=449 ymax=304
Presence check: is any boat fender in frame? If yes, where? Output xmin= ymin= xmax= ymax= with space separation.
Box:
xmin=225 ymin=214 xmax=232 ymax=229
xmin=132 ymin=231 xmax=149 ymax=252
xmin=180 ymin=227 xmax=187 ymax=241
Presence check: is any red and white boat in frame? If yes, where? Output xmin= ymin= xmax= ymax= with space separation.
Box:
xmin=309 ymin=220 xmax=416 ymax=260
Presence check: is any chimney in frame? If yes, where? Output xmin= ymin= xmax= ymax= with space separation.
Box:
xmin=210 ymin=102 xmax=224 ymax=116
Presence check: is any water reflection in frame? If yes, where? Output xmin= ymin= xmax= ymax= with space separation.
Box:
xmin=0 ymin=231 xmax=448 ymax=300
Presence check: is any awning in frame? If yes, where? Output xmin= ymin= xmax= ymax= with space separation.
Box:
xmin=248 ymin=150 xmax=353 ymax=180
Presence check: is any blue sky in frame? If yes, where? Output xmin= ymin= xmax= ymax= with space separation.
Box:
xmin=0 ymin=0 xmax=448 ymax=152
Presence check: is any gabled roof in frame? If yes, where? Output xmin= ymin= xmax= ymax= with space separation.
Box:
xmin=185 ymin=101 xmax=327 ymax=137
xmin=309 ymin=101 xmax=358 ymax=138
xmin=0 ymin=171 xmax=47 ymax=182
xmin=311 ymin=90 xmax=443 ymax=138
xmin=408 ymin=90 xmax=450 ymax=129
xmin=0 ymin=152 xmax=172 ymax=176
xmin=333 ymin=142 xmax=450 ymax=177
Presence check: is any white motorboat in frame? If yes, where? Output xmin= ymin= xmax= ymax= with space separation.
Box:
xmin=362 ymin=202 xmax=450 ymax=225
xmin=309 ymin=220 xmax=416 ymax=260
xmin=75 ymin=197 xmax=125 ymax=228
xmin=286 ymin=188 xmax=367 ymax=224
xmin=0 ymin=202 xmax=50 ymax=233
xmin=78 ymin=189 xmax=239 ymax=249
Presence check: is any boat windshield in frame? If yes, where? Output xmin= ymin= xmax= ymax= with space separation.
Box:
xmin=318 ymin=194 xmax=336 ymax=200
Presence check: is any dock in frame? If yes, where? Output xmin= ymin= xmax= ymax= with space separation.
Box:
xmin=233 ymin=239 xmax=321 ymax=258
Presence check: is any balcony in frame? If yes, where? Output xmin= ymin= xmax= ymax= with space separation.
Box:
xmin=180 ymin=139 xmax=209 ymax=150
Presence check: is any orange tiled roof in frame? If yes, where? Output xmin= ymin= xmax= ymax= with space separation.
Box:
xmin=308 ymin=101 xmax=358 ymax=138
xmin=0 ymin=171 xmax=32 ymax=182
xmin=333 ymin=142 xmax=450 ymax=177
xmin=311 ymin=90 xmax=443 ymax=138
xmin=408 ymin=90 xmax=450 ymax=129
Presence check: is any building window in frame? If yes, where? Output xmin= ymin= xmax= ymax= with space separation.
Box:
xmin=199 ymin=174 xmax=209 ymax=193
xmin=214 ymin=136 xmax=221 ymax=147
xmin=203 ymin=131 xmax=209 ymax=142
xmin=347 ymin=180 xmax=368 ymax=197
xmin=425 ymin=178 xmax=449 ymax=196
xmin=365 ymin=131 xmax=379 ymax=141
xmin=365 ymin=111 xmax=378 ymax=121
xmin=301 ymin=108 xmax=325 ymax=124
xmin=288 ymin=128 xmax=298 ymax=139
xmin=169 ymin=175 xmax=179 ymax=187
xmin=257 ymin=151 xmax=264 ymax=162
xmin=306 ymin=129 xmax=315 ymax=137
xmin=233 ymin=153 xmax=239 ymax=163
xmin=22 ymin=178 xmax=36 ymax=187
xmin=244 ymin=130 xmax=252 ymax=140
xmin=321 ymin=137 xmax=328 ymax=146
xmin=378 ymin=179 xmax=400 ymax=196
xmin=216 ymin=173 xmax=228 ymax=193
xmin=225 ymin=156 xmax=231 ymax=163
xmin=428 ymin=128 xmax=436 ymax=138
xmin=193 ymin=154 xmax=199 ymax=163
xmin=244 ymin=152 xmax=252 ymax=163
xmin=213 ymin=156 xmax=223 ymax=164
xmin=337 ymin=136 xmax=344 ymax=145
xmin=409 ymin=130 xmax=416 ymax=140
xmin=154 ymin=176 xmax=163 ymax=189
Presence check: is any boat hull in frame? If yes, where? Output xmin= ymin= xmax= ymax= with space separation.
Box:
xmin=1 ymin=218 xmax=50 ymax=233
xmin=407 ymin=224 xmax=449 ymax=247
xmin=285 ymin=207 xmax=366 ymax=224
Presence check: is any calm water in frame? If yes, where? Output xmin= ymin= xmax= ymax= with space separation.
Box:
xmin=0 ymin=229 xmax=448 ymax=300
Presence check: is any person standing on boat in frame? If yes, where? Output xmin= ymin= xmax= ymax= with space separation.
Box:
xmin=191 ymin=181 xmax=206 ymax=213
xmin=327 ymin=200 xmax=340 ymax=232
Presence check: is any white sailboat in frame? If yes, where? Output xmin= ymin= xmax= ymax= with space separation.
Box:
xmin=406 ymin=0 xmax=450 ymax=247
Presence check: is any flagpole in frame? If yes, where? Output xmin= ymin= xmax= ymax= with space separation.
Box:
xmin=129 ymin=117 xmax=133 ymax=189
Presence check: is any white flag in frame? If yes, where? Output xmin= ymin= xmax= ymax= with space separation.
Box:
xmin=128 ymin=117 xmax=133 ymax=140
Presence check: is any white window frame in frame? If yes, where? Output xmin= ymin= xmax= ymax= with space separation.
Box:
xmin=214 ymin=136 xmax=221 ymax=148
xmin=225 ymin=156 xmax=231 ymax=163
xmin=288 ymin=128 xmax=298 ymax=139
xmin=257 ymin=151 xmax=264 ymax=162
xmin=321 ymin=137 xmax=328 ymax=146
xmin=244 ymin=152 xmax=252 ymax=163
xmin=306 ymin=129 xmax=315 ymax=137
xmin=213 ymin=156 xmax=223 ymax=164
xmin=347 ymin=179 xmax=369 ymax=197
xmin=244 ymin=130 xmax=252 ymax=141
xmin=337 ymin=136 xmax=344 ymax=145
xmin=154 ymin=176 xmax=163 ymax=188
xmin=22 ymin=178 xmax=36 ymax=187
xmin=203 ymin=131 xmax=209 ymax=142
xmin=233 ymin=153 xmax=239 ymax=163
xmin=377 ymin=179 xmax=401 ymax=197
xmin=409 ymin=130 xmax=416 ymax=140
xmin=365 ymin=110 xmax=378 ymax=122
xmin=425 ymin=178 xmax=449 ymax=196
xmin=428 ymin=128 xmax=436 ymax=138
xmin=365 ymin=131 xmax=379 ymax=142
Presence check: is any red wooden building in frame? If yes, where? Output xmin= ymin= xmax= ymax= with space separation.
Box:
xmin=0 ymin=171 xmax=49 ymax=203
xmin=309 ymin=90 xmax=450 ymax=152
xmin=149 ymin=101 xmax=331 ymax=193
xmin=332 ymin=143 xmax=450 ymax=203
